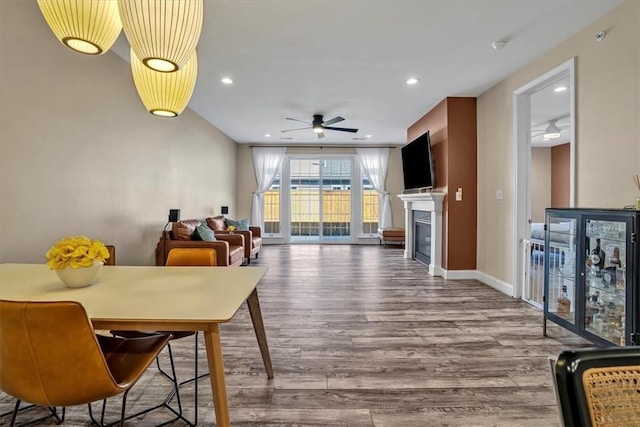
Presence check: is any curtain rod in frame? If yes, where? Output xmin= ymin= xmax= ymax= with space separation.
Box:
xmin=246 ymin=144 xmax=401 ymax=148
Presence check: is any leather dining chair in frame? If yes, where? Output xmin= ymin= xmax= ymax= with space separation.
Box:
xmin=111 ymin=247 xmax=217 ymax=426
xmin=0 ymin=300 xmax=171 ymax=427
xmin=104 ymin=244 xmax=116 ymax=266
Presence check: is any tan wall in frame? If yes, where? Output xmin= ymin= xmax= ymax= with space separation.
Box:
xmin=236 ymin=145 xmax=406 ymax=229
xmin=477 ymin=0 xmax=639 ymax=284
xmin=531 ymin=147 xmax=551 ymax=223
xmin=551 ymin=143 xmax=571 ymax=208
xmin=0 ymin=0 xmax=237 ymax=265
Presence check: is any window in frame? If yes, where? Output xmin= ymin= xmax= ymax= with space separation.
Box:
xmin=263 ymin=173 xmax=280 ymax=235
xmin=362 ymin=177 xmax=379 ymax=234
xmin=264 ymin=155 xmax=380 ymax=241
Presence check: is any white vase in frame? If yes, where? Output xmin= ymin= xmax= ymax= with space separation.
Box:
xmin=56 ymin=261 xmax=103 ymax=288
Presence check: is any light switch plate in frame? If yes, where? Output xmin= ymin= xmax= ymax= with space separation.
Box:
xmin=455 ymin=188 xmax=463 ymax=201
xmin=496 ymin=190 xmax=504 ymax=200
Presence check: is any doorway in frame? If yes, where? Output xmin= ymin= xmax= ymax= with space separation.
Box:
xmin=513 ymin=58 xmax=576 ymax=303
xmin=289 ymin=158 xmax=352 ymax=242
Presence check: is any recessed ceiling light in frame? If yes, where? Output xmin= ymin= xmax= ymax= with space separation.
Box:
xmin=554 ymin=86 xmax=568 ymax=92
xmin=264 ymin=133 xmax=271 ymax=137
xmin=365 ymin=134 xmax=373 ymax=138
xmin=406 ymin=77 xmax=419 ymax=85
xmin=221 ymin=77 xmax=233 ymax=85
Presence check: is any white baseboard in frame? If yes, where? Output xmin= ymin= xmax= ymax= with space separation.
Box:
xmin=475 ymin=270 xmax=514 ymax=297
xmin=441 ymin=269 xmax=477 ymax=280
xmin=436 ymin=268 xmax=514 ymax=297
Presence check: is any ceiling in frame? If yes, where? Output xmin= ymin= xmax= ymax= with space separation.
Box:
xmin=530 ymin=75 xmax=572 ymax=147
xmin=110 ymin=0 xmax=623 ymax=146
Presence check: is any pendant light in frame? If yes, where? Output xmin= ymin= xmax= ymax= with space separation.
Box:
xmin=36 ymin=0 xmax=122 ymax=55
xmin=118 ymin=0 xmax=203 ymax=73
xmin=131 ymin=48 xmax=198 ymax=117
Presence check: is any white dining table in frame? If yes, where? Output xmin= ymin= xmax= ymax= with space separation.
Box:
xmin=0 ymin=263 xmax=273 ymax=427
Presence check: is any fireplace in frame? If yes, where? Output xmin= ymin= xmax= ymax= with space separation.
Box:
xmin=414 ymin=211 xmax=431 ymax=266
xmin=398 ymin=192 xmax=445 ymax=276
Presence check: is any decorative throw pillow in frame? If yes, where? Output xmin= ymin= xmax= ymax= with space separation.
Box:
xmin=196 ymin=224 xmax=217 ymax=241
xmin=206 ymin=216 xmax=227 ymax=231
xmin=173 ymin=219 xmax=201 ymax=241
xmin=225 ymin=218 xmax=250 ymax=231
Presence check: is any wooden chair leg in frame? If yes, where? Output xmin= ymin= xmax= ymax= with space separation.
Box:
xmin=246 ymin=288 xmax=273 ymax=379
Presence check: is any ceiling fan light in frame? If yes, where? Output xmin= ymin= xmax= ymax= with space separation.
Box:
xmin=313 ymin=126 xmax=323 ymax=133
xmin=542 ymin=120 xmax=562 ymax=139
xmin=118 ymin=0 xmax=203 ymax=72
xmin=131 ymin=48 xmax=198 ymax=118
xmin=37 ymin=0 xmax=122 ymax=55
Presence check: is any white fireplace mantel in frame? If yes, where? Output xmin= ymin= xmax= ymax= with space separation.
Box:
xmin=398 ymin=192 xmax=446 ymax=276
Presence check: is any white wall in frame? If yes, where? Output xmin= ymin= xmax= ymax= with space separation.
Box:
xmin=477 ymin=0 xmax=639 ymax=285
xmin=0 ymin=0 xmax=238 ymax=265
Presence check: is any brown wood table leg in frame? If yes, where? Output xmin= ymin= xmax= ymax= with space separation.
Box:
xmin=203 ymin=324 xmax=230 ymax=427
xmin=246 ymin=288 xmax=274 ymax=379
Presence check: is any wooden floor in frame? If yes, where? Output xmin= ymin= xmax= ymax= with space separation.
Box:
xmin=1 ymin=244 xmax=591 ymax=426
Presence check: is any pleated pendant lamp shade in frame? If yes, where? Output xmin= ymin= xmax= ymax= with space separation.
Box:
xmin=118 ymin=0 xmax=203 ymax=73
xmin=131 ymin=48 xmax=198 ymax=117
xmin=36 ymin=0 xmax=122 ymax=55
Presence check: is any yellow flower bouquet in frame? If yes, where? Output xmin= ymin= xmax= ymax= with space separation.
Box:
xmin=46 ymin=236 xmax=110 ymax=270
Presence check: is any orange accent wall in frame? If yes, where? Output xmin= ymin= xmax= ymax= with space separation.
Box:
xmin=407 ymin=97 xmax=477 ymax=271
xmin=551 ymin=143 xmax=570 ymax=208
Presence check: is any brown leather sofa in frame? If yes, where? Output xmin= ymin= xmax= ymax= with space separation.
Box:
xmin=206 ymin=215 xmax=262 ymax=264
xmin=155 ymin=219 xmax=245 ymax=267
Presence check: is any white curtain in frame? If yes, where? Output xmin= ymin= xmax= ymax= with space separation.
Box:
xmin=251 ymin=147 xmax=286 ymax=227
xmin=357 ymin=147 xmax=392 ymax=229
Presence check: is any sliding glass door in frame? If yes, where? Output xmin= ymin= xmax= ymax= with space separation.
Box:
xmin=290 ymin=158 xmax=351 ymax=242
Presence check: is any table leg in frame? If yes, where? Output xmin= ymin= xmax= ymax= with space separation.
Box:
xmin=203 ymin=324 xmax=230 ymax=427
xmin=246 ymin=288 xmax=274 ymax=379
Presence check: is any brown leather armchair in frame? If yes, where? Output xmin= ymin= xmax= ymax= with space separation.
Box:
xmin=154 ymin=219 xmax=244 ymax=267
xmin=206 ymin=216 xmax=262 ymax=264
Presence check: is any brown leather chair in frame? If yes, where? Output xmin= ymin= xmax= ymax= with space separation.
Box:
xmin=111 ymin=248 xmax=217 ymax=426
xmin=206 ymin=215 xmax=262 ymax=264
xmin=0 ymin=300 xmax=170 ymax=427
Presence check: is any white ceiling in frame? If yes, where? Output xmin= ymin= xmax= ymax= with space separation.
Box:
xmin=111 ymin=0 xmax=623 ymax=146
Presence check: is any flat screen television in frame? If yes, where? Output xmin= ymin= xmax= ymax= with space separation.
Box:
xmin=401 ymin=130 xmax=436 ymax=191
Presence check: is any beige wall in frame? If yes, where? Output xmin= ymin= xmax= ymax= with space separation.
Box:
xmin=477 ymin=0 xmax=639 ymax=284
xmin=236 ymin=145 xmax=406 ymax=229
xmin=531 ymin=147 xmax=551 ymax=223
xmin=551 ymin=143 xmax=571 ymax=208
xmin=0 ymin=0 xmax=237 ymax=265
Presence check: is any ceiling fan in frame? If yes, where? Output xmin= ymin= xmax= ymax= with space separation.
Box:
xmin=281 ymin=114 xmax=358 ymax=139
xmin=531 ymin=118 xmax=569 ymax=139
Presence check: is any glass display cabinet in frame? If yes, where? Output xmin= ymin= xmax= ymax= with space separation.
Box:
xmin=543 ymin=208 xmax=639 ymax=347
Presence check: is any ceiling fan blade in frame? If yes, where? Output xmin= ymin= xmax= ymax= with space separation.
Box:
xmin=323 ymin=116 xmax=345 ymax=126
xmin=281 ymin=126 xmax=312 ymax=133
xmin=317 ymin=132 xmax=325 ymax=139
xmin=285 ymin=118 xmax=311 ymax=125
xmin=323 ymin=126 xmax=358 ymax=133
